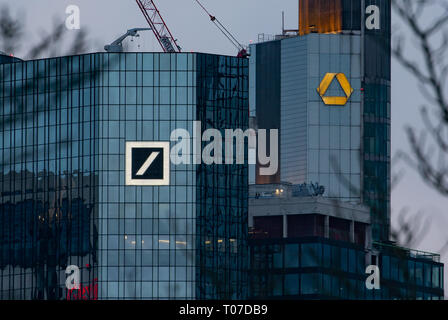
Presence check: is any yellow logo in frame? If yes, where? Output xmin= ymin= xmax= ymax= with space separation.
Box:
xmin=317 ymin=73 xmax=354 ymax=106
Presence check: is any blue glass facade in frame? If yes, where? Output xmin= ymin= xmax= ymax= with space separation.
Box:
xmin=250 ymin=1 xmax=390 ymax=242
xmin=195 ymin=54 xmax=249 ymax=299
xmin=248 ymin=0 xmax=443 ymax=300
xmin=363 ymin=0 xmax=392 ymax=241
xmin=250 ymin=34 xmax=364 ymax=207
xmin=250 ymin=238 xmax=444 ymax=300
xmin=0 ymin=52 xmax=248 ymax=300
xmin=250 ymin=238 xmax=370 ymax=299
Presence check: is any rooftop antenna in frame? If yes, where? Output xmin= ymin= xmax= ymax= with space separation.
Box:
xmin=281 ymin=11 xmax=299 ymax=36
xmin=282 ymin=11 xmax=285 ymax=35
xmin=104 ymin=28 xmax=151 ymax=53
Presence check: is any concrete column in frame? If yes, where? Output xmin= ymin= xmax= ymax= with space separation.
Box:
xmin=324 ymin=216 xmax=330 ymax=238
xmin=366 ymin=225 xmax=372 ymax=249
xmin=248 ymin=214 xmax=254 ymax=229
xmin=350 ymin=220 xmax=355 ymax=243
xmin=283 ymin=214 xmax=287 ymax=238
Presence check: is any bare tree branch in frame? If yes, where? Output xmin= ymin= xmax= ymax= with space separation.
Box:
xmin=0 ymin=5 xmax=24 ymax=54
xmin=393 ymin=0 xmax=448 ymax=197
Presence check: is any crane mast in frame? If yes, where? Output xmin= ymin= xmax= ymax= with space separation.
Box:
xmin=135 ymin=0 xmax=181 ymax=53
xmin=193 ymin=0 xmax=249 ymax=58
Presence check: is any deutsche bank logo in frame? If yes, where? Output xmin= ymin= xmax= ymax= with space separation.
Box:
xmin=125 ymin=142 xmax=170 ymax=186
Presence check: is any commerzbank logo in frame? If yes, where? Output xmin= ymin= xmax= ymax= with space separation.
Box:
xmin=317 ymin=73 xmax=354 ymax=106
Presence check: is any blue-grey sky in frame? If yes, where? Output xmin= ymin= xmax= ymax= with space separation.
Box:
xmin=4 ymin=0 xmax=448 ymax=295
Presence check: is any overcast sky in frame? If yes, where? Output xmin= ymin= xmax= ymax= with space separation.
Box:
xmin=3 ymin=0 xmax=448 ymax=295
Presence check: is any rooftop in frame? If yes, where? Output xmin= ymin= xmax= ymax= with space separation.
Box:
xmin=249 ymin=183 xmax=370 ymax=224
xmin=373 ymin=241 xmax=442 ymax=263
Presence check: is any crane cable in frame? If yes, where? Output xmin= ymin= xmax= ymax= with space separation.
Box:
xmin=193 ymin=0 xmax=244 ymax=52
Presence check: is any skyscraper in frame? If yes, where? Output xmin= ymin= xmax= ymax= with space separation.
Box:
xmin=248 ymin=0 xmax=444 ymax=300
xmin=248 ymin=183 xmax=444 ymax=299
xmin=0 ymin=52 xmax=249 ymax=300
xmin=251 ymin=0 xmax=391 ymax=241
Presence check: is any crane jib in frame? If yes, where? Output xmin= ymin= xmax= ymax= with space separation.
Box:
xmin=136 ymin=0 xmax=181 ymax=53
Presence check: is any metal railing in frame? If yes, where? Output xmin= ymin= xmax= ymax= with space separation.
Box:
xmin=373 ymin=241 xmax=441 ymax=263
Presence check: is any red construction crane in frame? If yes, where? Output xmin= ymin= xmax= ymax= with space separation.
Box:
xmin=136 ymin=0 xmax=181 ymax=53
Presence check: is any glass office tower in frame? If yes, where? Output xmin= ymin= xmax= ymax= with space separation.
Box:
xmin=248 ymin=0 xmax=444 ymax=300
xmin=250 ymin=0 xmax=391 ymax=241
xmin=248 ymin=184 xmax=444 ymax=300
xmin=0 ymin=52 xmax=248 ymax=300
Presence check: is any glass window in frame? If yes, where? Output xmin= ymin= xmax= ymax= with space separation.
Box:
xmin=160 ymin=87 xmax=170 ymax=104
xmin=159 ymin=203 xmax=169 ymax=218
xmin=348 ymin=249 xmax=356 ymax=273
xmin=341 ymin=126 xmax=350 ymax=149
xmin=126 ymin=87 xmax=137 ymax=104
xmin=382 ymin=256 xmax=391 ymax=280
xmin=309 ymin=126 xmax=319 ymax=149
xmin=126 ymin=53 xmax=137 ymax=70
xmin=143 ymin=88 xmax=154 ymax=104
xmin=424 ymin=263 xmax=432 ymax=287
xmin=432 ymin=265 xmax=440 ymax=288
xmin=126 ymin=71 xmax=137 ymax=86
xmin=350 ymin=126 xmax=361 ymax=149
xmin=319 ymin=125 xmax=330 ymax=149
xmin=308 ymin=54 xmax=319 ymax=76
xmin=390 ymin=257 xmax=400 ymax=281
xmin=176 ymin=87 xmax=188 ymax=104
xmin=319 ymin=150 xmax=330 ymax=173
xmin=160 ymin=54 xmax=171 ymax=70
xmin=301 ymin=273 xmax=321 ymax=295
xmin=160 ymin=71 xmax=170 ymax=86
xmin=177 ymin=54 xmax=188 ymax=71
xmin=272 ymin=245 xmax=283 ymax=269
xmin=331 ymin=276 xmax=340 ymax=298
xmin=285 ymin=244 xmax=299 ymax=268
xmin=309 ymin=150 xmax=319 ymax=173
xmin=143 ymin=54 xmax=153 ymax=70
xmin=302 ymin=243 xmax=321 ymax=267
xmin=330 ymin=126 xmax=340 ymax=149
xmin=143 ymin=72 xmax=154 ymax=86
xmin=323 ymin=245 xmax=331 ymax=268
xmin=284 ymin=274 xmax=299 ymax=295
xmin=340 ymin=248 xmax=348 ymax=272
xmin=109 ymin=87 xmax=119 ymax=103
xmin=272 ymin=274 xmax=283 ymax=296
